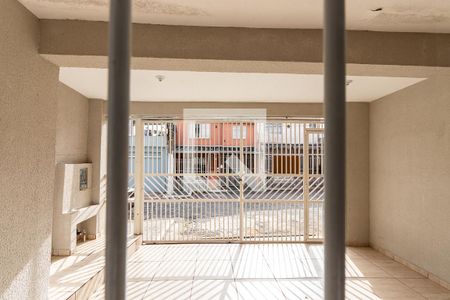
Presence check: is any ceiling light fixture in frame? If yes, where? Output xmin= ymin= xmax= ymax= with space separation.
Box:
xmin=346 ymin=79 xmax=353 ymax=86
xmin=155 ymin=75 xmax=165 ymax=82
xmin=371 ymin=7 xmax=383 ymax=12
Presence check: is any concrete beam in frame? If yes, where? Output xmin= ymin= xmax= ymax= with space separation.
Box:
xmin=40 ymin=20 xmax=450 ymax=68
xmin=128 ymin=101 xmax=323 ymax=118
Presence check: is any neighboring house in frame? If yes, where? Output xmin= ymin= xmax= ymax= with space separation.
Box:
xmin=129 ymin=121 xmax=323 ymax=196
xmin=129 ymin=123 xmax=170 ymax=195
xmin=175 ymin=121 xmax=256 ymax=174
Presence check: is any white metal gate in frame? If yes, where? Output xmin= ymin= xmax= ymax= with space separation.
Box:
xmin=128 ymin=119 xmax=324 ymax=243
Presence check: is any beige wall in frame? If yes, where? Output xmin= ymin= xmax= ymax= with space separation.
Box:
xmin=52 ymin=83 xmax=91 ymax=253
xmin=0 ymin=0 xmax=59 ymax=298
xmin=346 ymin=103 xmax=370 ymax=246
xmin=55 ymin=83 xmax=89 ymax=163
xmin=40 ymin=20 xmax=450 ymax=68
xmin=85 ymin=99 xmax=107 ymax=236
xmin=370 ymin=75 xmax=450 ymax=282
xmin=88 ymin=99 xmax=106 ymax=204
xmin=126 ymin=101 xmax=370 ymax=245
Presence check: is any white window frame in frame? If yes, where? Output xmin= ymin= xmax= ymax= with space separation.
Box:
xmin=190 ymin=123 xmax=210 ymax=139
xmin=232 ymin=125 xmax=247 ymax=139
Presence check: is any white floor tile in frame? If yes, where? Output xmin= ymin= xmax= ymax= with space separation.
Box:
xmin=372 ymin=261 xmax=425 ymax=279
xmin=278 ymin=279 xmax=324 ymax=300
xmin=399 ymin=278 xmax=450 ymax=299
xmin=359 ymin=278 xmax=426 ymax=299
xmin=129 ymin=245 xmax=168 ymax=262
xmin=345 ymin=260 xmax=390 ymax=278
xmin=191 ymin=280 xmax=239 ymax=300
xmin=48 ymin=286 xmax=77 ymax=300
xmin=231 ymin=245 xmax=263 ymax=262
xmin=345 ymin=279 xmax=382 ymax=300
xmin=128 ymin=262 xmax=160 ymax=281
xmin=153 ymin=260 xmax=196 ymax=280
xmin=164 ymin=244 xmax=199 ymax=261
xmin=267 ymin=258 xmax=314 ymax=279
xmin=82 ymin=244 xmax=445 ymax=300
xmin=195 ymin=260 xmax=234 ymax=279
xmin=90 ymin=281 xmax=151 ymax=300
xmin=297 ymin=258 xmax=324 ymax=278
xmin=196 ymin=244 xmax=232 ymax=260
xmin=235 ymin=280 xmax=285 ymax=300
xmin=233 ymin=257 xmax=274 ymax=279
xmin=143 ymin=280 xmax=193 ymax=300
xmin=291 ymin=244 xmax=324 ymax=260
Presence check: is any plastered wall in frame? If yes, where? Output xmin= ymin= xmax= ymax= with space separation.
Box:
xmin=370 ymin=75 xmax=450 ymax=283
xmin=85 ymin=99 xmax=108 ymax=236
xmin=55 ymin=83 xmax=89 ymax=163
xmin=52 ymin=83 xmax=90 ymax=253
xmin=346 ymin=103 xmax=370 ymax=246
xmin=87 ymin=99 xmax=107 ymax=205
xmin=0 ymin=0 xmax=59 ymax=298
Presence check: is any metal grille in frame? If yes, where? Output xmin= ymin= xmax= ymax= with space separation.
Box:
xmin=130 ymin=119 xmax=324 ymax=243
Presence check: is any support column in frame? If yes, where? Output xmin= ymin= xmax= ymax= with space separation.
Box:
xmin=303 ymin=131 xmax=310 ymax=241
xmin=239 ymin=122 xmax=244 ymax=242
xmin=323 ymin=0 xmax=346 ymax=299
xmin=105 ymin=0 xmax=131 ymax=299
xmin=134 ymin=119 xmax=144 ymax=235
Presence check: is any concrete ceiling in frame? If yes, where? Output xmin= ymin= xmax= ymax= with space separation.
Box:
xmin=20 ymin=0 xmax=450 ymax=33
xmin=59 ymin=68 xmax=425 ymax=102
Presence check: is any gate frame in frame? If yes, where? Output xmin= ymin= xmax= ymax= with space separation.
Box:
xmin=304 ymin=128 xmax=325 ymax=242
xmin=134 ymin=118 xmax=144 ymax=235
xmin=132 ymin=117 xmax=325 ymax=244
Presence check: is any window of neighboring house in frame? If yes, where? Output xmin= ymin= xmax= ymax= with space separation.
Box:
xmin=191 ymin=123 xmax=210 ymax=138
xmin=144 ymin=124 xmax=165 ymax=136
xmin=232 ymin=125 xmax=247 ymax=139
xmin=266 ymin=123 xmax=282 ymax=141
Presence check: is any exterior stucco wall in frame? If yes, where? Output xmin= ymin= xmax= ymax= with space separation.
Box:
xmin=52 ymin=83 xmax=90 ymax=253
xmin=0 ymin=0 xmax=59 ymax=298
xmin=88 ymin=99 xmax=105 ymax=204
xmin=85 ymin=99 xmax=107 ymax=236
xmin=370 ymin=75 xmax=450 ymax=282
xmin=346 ymin=103 xmax=370 ymax=246
xmin=55 ymin=83 xmax=89 ymax=163
xmin=126 ymin=101 xmax=370 ymax=245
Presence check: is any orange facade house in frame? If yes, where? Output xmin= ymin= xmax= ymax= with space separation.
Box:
xmin=174 ymin=121 xmax=256 ymax=175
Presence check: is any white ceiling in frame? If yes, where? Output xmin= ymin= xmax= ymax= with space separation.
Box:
xmin=59 ymin=68 xmax=425 ymax=103
xmin=20 ymin=0 xmax=450 ymax=33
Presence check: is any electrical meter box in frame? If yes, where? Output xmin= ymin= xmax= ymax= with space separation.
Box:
xmin=61 ymin=163 xmax=92 ymax=213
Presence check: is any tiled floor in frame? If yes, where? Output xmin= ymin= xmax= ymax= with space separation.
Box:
xmin=49 ymin=236 xmax=140 ymax=300
xmin=49 ymin=238 xmax=107 ymax=300
xmin=89 ymin=244 xmax=450 ymax=300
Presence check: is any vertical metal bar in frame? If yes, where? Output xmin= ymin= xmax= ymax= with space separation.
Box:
xmin=105 ymin=0 xmax=131 ymax=298
xmin=239 ymin=122 xmax=244 ymax=241
xmin=150 ymin=124 xmax=154 ymax=176
xmin=134 ymin=119 xmax=144 ymax=235
xmin=303 ymin=131 xmax=309 ymax=241
xmin=324 ymin=0 xmax=346 ymax=297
